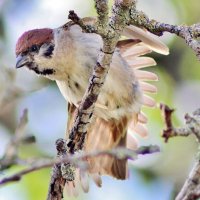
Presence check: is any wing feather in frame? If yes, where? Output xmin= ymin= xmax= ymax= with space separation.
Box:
xmin=135 ymin=70 xmax=158 ymax=81
xmin=138 ymin=112 xmax=148 ymax=124
xmin=143 ymin=95 xmax=156 ymax=107
xmin=131 ymin=122 xmax=148 ymax=138
xmin=122 ymin=45 xmax=152 ymax=58
xmin=123 ymin=25 xmax=169 ymax=55
xmin=128 ymin=57 xmax=156 ymax=69
xmin=139 ymin=81 xmax=157 ymax=93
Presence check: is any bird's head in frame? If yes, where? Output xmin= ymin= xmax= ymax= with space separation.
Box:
xmin=15 ymin=28 xmax=60 ymax=79
xmin=15 ymin=24 xmax=101 ymax=81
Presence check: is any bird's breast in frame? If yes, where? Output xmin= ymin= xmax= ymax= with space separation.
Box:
xmin=56 ymin=67 xmax=142 ymax=121
xmin=56 ymin=74 xmax=87 ymax=106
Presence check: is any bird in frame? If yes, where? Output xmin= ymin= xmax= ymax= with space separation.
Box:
xmin=15 ymin=17 xmax=169 ymax=196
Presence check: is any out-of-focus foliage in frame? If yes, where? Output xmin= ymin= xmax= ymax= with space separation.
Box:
xmin=0 ymin=1 xmax=200 ymax=200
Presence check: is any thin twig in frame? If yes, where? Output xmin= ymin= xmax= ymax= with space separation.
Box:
xmin=176 ymin=160 xmax=200 ymax=200
xmin=160 ymin=104 xmax=200 ymax=143
xmin=0 ymin=145 xmax=159 ymax=186
xmin=160 ymin=104 xmax=200 ymax=200
xmin=94 ymin=0 xmax=109 ymax=29
xmin=129 ymin=10 xmax=200 ymax=60
xmin=0 ymin=109 xmax=36 ymax=171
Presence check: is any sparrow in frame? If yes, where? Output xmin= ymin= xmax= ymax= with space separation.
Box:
xmin=15 ymin=17 xmax=169 ymax=195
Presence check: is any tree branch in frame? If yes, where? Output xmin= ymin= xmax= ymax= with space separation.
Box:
xmin=0 ymin=109 xmax=35 ymax=171
xmin=47 ymin=139 xmax=68 ymax=200
xmin=95 ymin=0 xmax=109 ymax=28
xmin=160 ymin=104 xmax=200 ymax=143
xmin=129 ymin=10 xmax=200 ymax=60
xmin=0 ymin=144 xmax=159 ymax=186
xmin=160 ymin=104 xmax=200 ymax=200
xmin=176 ymin=160 xmax=200 ymax=200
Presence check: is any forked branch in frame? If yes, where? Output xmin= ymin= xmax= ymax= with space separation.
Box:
xmin=160 ymin=104 xmax=200 ymax=200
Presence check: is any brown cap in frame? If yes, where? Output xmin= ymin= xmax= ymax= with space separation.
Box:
xmin=15 ymin=28 xmax=53 ymax=55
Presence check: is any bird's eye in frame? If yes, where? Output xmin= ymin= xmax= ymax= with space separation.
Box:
xmin=30 ymin=45 xmax=38 ymax=52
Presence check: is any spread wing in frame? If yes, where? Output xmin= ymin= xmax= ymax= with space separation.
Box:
xmin=80 ymin=17 xmax=169 ymax=141
xmin=117 ymin=25 xmax=169 ymax=141
xmin=64 ymin=18 xmax=169 ymax=196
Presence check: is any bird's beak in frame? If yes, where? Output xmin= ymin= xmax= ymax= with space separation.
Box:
xmin=16 ymin=55 xmax=31 ymax=68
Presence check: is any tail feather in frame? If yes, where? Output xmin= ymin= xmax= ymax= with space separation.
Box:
xmin=65 ymin=104 xmax=132 ymax=196
xmin=85 ymin=116 xmax=129 ymax=180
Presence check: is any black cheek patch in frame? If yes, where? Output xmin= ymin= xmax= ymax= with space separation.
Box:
xmin=27 ymin=63 xmax=55 ymax=75
xmin=32 ymin=67 xmax=55 ymax=75
xmin=44 ymin=44 xmax=54 ymax=58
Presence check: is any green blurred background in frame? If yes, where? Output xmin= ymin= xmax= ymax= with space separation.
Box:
xmin=0 ymin=0 xmax=200 ymax=199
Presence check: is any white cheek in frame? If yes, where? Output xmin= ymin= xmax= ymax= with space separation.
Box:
xmin=34 ymin=54 xmax=54 ymax=68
